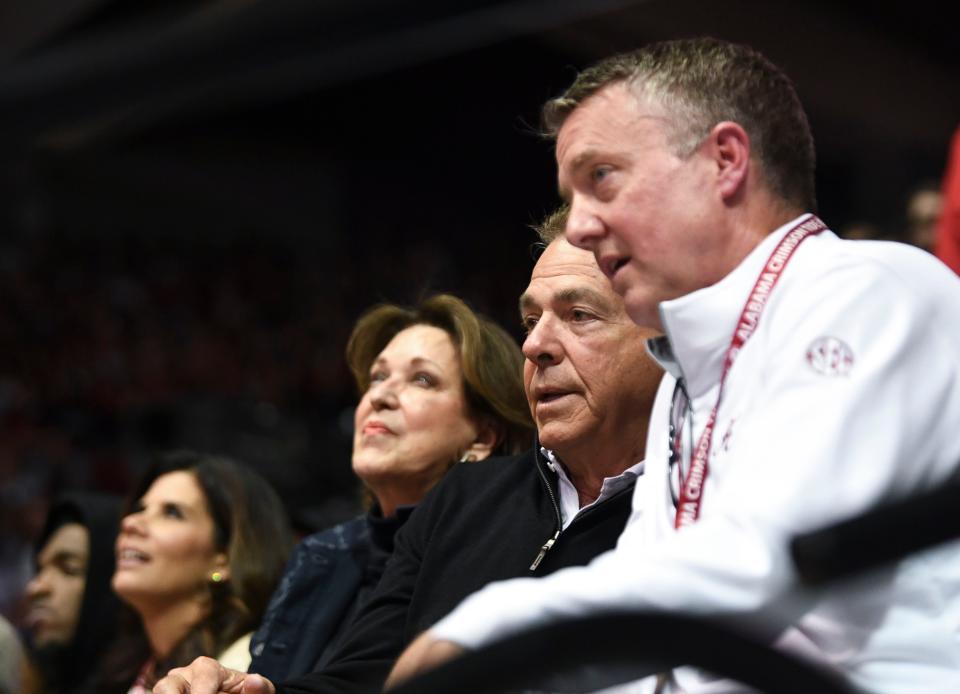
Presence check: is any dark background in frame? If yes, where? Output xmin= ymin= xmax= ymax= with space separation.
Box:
xmin=1 ymin=0 xmax=957 ymax=615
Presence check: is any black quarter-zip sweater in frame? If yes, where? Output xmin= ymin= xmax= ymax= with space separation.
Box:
xmin=278 ymin=446 xmax=635 ymax=693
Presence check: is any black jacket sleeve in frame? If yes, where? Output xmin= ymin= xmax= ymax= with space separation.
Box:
xmin=276 ymin=476 xmax=443 ymax=693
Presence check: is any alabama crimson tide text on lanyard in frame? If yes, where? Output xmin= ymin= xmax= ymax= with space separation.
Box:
xmin=674 ymin=215 xmax=828 ymax=529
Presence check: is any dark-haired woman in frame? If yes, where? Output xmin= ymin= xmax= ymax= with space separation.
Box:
xmin=101 ymin=451 xmax=292 ymax=693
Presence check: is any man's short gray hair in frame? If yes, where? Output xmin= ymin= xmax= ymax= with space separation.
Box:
xmin=542 ymin=37 xmax=817 ymax=213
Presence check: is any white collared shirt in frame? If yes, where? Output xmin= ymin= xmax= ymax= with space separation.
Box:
xmin=541 ymin=447 xmax=644 ymax=530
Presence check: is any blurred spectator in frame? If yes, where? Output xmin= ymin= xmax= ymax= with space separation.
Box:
xmin=0 ymin=466 xmax=50 ymax=620
xmin=838 ymin=220 xmax=883 ymax=241
xmin=22 ymin=493 xmax=122 ymax=694
xmin=904 ymin=180 xmax=943 ymax=251
xmin=97 ymin=450 xmax=292 ymax=693
xmin=0 ymin=614 xmax=26 ymax=694
xmin=935 ymin=125 xmax=960 ymax=274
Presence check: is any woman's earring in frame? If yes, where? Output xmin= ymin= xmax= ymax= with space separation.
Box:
xmin=210 ymin=571 xmax=224 ymax=583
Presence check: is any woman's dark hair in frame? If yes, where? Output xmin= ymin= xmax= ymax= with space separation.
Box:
xmin=345 ymin=294 xmax=533 ymax=456
xmin=98 ymin=450 xmax=292 ymax=692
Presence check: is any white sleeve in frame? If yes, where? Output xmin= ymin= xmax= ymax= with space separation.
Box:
xmin=432 ymin=257 xmax=960 ymax=650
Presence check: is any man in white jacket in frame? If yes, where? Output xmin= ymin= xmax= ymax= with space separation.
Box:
xmin=390 ymin=37 xmax=960 ymax=693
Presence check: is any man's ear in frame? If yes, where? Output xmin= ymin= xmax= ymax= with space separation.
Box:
xmin=461 ymin=418 xmax=503 ymax=462
xmin=707 ymin=121 xmax=751 ymax=202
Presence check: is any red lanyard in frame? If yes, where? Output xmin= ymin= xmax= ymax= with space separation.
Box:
xmin=674 ymin=216 xmax=828 ymax=529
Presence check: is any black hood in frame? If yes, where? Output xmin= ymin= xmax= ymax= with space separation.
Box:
xmin=33 ymin=492 xmax=123 ymax=691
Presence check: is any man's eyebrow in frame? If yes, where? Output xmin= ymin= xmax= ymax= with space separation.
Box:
xmin=570 ymin=149 xmax=594 ymax=171
xmin=557 ymin=149 xmax=595 ymax=202
xmin=555 ymin=286 xmax=613 ymax=311
xmin=521 ymin=287 xmax=614 ymax=314
xmin=45 ymin=549 xmax=84 ymax=566
xmin=518 ymin=292 xmax=538 ymax=314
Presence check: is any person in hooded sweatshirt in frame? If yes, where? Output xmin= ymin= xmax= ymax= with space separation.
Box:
xmin=22 ymin=492 xmax=124 ymax=694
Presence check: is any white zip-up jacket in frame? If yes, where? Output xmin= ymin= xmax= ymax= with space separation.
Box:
xmin=432 ymin=215 xmax=960 ymax=693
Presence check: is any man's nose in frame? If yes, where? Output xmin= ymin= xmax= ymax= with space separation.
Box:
xmin=522 ymin=316 xmax=561 ymax=367
xmin=565 ymin=200 xmax=605 ymax=250
xmin=25 ymin=570 xmax=49 ymax=598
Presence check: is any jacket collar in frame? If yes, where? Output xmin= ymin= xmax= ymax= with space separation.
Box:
xmin=367 ymin=503 xmax=415 ymax=554
xmin=648 ymin=214 xmax=815 ymax=400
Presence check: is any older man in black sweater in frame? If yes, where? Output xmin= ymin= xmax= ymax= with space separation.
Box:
xmin=155 ymin=224 xmax=662 ymax=694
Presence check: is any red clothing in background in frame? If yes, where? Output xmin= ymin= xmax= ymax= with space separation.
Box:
xmin=935 ymin=125 xmax=960 ymax=274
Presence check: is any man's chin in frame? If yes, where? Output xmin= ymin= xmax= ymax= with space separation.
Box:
xmin=27 ymin=637 xmax=70 ymax=664
xmin=25 ymin=621 xmax=66 ymax=650
xmin=536 ymin=423 xmax=584 ymax=453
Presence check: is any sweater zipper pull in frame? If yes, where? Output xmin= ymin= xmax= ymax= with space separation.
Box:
xmin=529 ymin=530 xmax=560 ymax=571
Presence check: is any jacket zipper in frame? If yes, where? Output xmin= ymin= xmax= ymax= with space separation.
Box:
xmin=530 ymin=449 xmax=564 ymax=571
xmin=529 ymin=530 xmax=559 ymax=571
xmin=529 ymin=462 xmax=637 ymax=571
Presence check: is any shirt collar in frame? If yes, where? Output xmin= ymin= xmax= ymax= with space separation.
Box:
xmin=541 ymin=446 xmax=644 ymax=529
